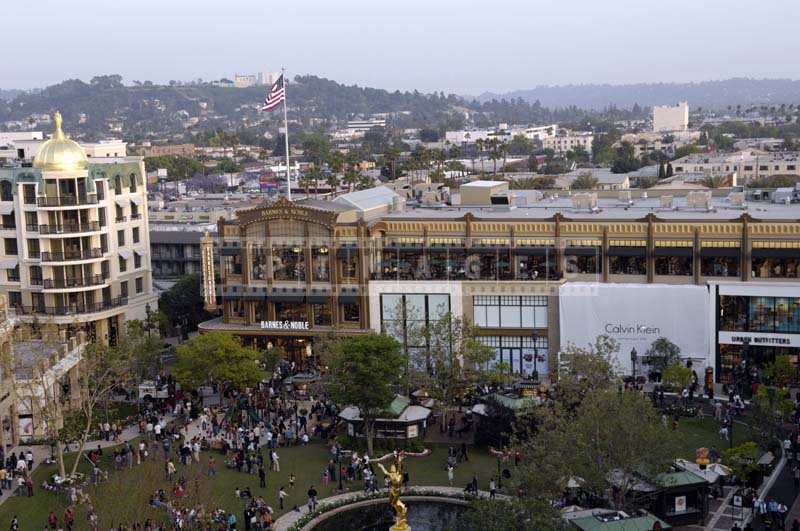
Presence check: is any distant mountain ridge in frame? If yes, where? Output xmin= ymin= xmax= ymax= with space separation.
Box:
xmin=475 ymin=78 xmax=800 ymax=110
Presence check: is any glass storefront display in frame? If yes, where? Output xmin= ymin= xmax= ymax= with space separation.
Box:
xmin=473 ymin=295 xmax=548 ymax=328
xmin=478 ymin=335 xmax=549 ymax=375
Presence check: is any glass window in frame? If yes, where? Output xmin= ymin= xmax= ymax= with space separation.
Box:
xmin=134 ymin=253 xmax=142 ymax=269
xmin=610 ymin=256 xmax=646 ymax=275
xmin=701 ymin=256 xmax=738 ymax=277
xmin=473 ymin=295 xmax=548 ymax=328
xmin=341 ymin=303 xmax=360 ymax=323
xmin=749 ymin=297 xmax=775 ymax=333
xmin=655 ymin=256 xmax=692 ymax=276
xmin=118 ymin=256 xmax=127 ymax=273
xmin=312 ymin=247 xmax=331 ymax=282
xmin=272 ymin=246 xmax=305 ymax=281
xmin=120 ymin=280 xmax=128 ymax=298
xmin=753 ymin=258 xmax=800 ymax=279
xmin=135 ymin=277 xmax=143 ymax=293
xmin=339 ymin=249 xmax=358 ymax=280
xmin=275 ymin=302 xmax=307 ymax=322
xmin=4 ymin=238 xmax=17 ymax=255
xmin=228 ymin=298 xmax=245 ymax=318
xmin=132 ymin=227 xmax=140 ymax=244
xmin=223 ymin=255 xmax=242 ymax=276
xmin=250 ymin=246 xmax=268 ymax=280
xmin=117 ymin=229 xmax=125 ymax=246
xmin=312 ymin=303 xmax=331 ymax=326
xmin=720 ymin=296 xmax=747 ymax=331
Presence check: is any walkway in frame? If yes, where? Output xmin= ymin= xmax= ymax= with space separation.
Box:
xmin=272 ymin=486 xmax=495 ymax=531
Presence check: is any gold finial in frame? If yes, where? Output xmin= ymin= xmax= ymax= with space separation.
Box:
xmin=53 ymin=111 xmax=65 ymax=140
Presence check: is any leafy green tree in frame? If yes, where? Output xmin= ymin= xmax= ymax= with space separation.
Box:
xmin=644 ymin=337 xmax=681 ymax=375
xmin=301 ymin=133 xmax=330 ymax=167
xmin=700 ymin=175 xmax=727 ymax=189
xmin=672 ymin=144 xmax=700 ymax=160
xmin=722 ymin=442 xmax=760 ymax=482
xmin=556 ymin=335 xmax=620 ymax=407
xmin=570 ymin=172 xmax=599 ymax=190
xmin=214 ymin=157 xmax=242 ymax=174
xmin=662 ymin=364 xmax=693 ymax=391
xmin=508 ymin=134 xmax=535 ymax=156
xmin=157 ymin=274 xmax=210 ymax=336
xmin=455 ymin=499 xmax=565 ymax=531
xmin=328 ymin=333 xmax=406 ymax=455
xmin=173 ymin=332 xmax=264 ymax=395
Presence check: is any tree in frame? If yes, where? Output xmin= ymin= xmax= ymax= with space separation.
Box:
xmin=644 ymin=337 xmax=681 ymax=376
xmin=662 ymin=365 xmax=693 ymax=391
xmin=157 ymin=274 xmax=210 ymax=337
xmin=556 ymin=335 xmax=620 ymax=407
xmin=174 ymin=332 xmax=263 ymax=398
xmin=700 ymin=175 xmax=726 ymax=189
xmin=570 ymin=172 xmax=599 ymax=190
xmin=343 ymin=169 xmax=360 ymax=192
xmin=328 ymin=334 xmax=406 ymax=455
xmin=215 ymin=157 xmax=242 ymax=174
xmin=666 ymin=162 xmax=674 ymax=177
xmin=326 ymin=172 xmax=340 ymax=197
xmin=455 ymin=499 xmax=565 ymax=531
xmin=413 ymin=314 xmax=499 ymax=431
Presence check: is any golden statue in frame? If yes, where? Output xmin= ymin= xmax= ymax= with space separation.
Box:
xmin=377 ymin=453 xmax=410 ymax=531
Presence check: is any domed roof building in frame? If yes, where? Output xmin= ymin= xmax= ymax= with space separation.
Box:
xmin=32 ymin=112 xmax=88 ymax=172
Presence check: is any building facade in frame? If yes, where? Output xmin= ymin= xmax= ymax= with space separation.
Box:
xmin=202 ymin=184 xmax=800 ymax=386
xmin=0 ymin=113 xmax=157 ymax=343
xmin=543 ymin=131 xmax=594 ymax=157
xmin=653 ymin=101 xmax=689 ymax=132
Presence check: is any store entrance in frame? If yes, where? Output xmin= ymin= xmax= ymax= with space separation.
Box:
xmin=253 ymin=335 xmax=314 ymax=371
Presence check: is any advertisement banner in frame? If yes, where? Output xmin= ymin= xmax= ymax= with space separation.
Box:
xmin=559 ymin=283 xmax=710 ymax=374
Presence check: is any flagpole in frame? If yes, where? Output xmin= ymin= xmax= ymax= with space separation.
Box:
xmin=282 ymin=68 xmax=292 ymax=201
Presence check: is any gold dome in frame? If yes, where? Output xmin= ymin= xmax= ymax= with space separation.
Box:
xmin=33 ymin=112 xmax=88 ymax=172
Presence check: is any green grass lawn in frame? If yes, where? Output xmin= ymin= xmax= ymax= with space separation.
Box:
xmin=0 ymin=415 xmax=755 ymax=530
xmin=0 ymin=442 xmax=498 ymax=530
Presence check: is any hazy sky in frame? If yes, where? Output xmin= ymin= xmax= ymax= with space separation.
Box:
xmin=7 ymin=0 xmax=800 ymax=94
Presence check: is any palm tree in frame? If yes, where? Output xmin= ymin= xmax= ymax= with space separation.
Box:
xmin=326 ymin=173 xmax=340 ymax=198
xmin=343 ymin=170 xmax=359 ymax=192
xmin=300 ymin=171 xmax=314 ymax=197
xmin=475 ymin=138 xmax=485 ymax=174
xmin=499 ymin=143 xmax=509 ymax=175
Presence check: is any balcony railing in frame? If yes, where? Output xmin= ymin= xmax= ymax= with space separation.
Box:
xmin=38 ymin=222 xmax=101 ymax=235
xmin=37 ymin=195 xmax=98 ymax=207
xmin=0 ymin=223 xmax=15 ymax=230
xmin=6 ymin=274 xmax=20 ymax=282
xmin=26 ymin=224 xmax=39 ymax=232
xmin=115 ymin=216 xmax=127 ymax=223
xmin=130 ymin=213 xmax=142 ymax=221
xmin=43 ymin=275 xmax=106 ymax=289
xmin=14 ymin=297 xmax=128 ymax=316
xmin=40 ymin=248 xmax=103 ymax=262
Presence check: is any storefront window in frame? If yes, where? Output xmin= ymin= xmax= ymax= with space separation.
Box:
xmin=701 ymin=257 xmax=738 ymax=277
xmin=752 ymin=258 xmax=800 ymax=279
xmin=428 ymin=250 xmax=467 ymax=280
xmin=341 ymin=303 xmax=360 ymax=323
xmin=655 ymin=256 xmax=692 ymax=276
xmin=380 ymin=293 xmax=450 ymax=352
xmin=339 ymin=249 xmax=358 ymax=280
xmin=719 ymin=296 xmax=747 ymax=331
xmin=312 ymin=303 xmax=332 ymax=326
xmin=254 ymin=301 xmax=269 ymax=322
xmin=478 ymin=336 xmax=548 ymax=375
xmin=517 ymin=255 xmax=556 ymax=280
xmin=721 ymin=295 xmax=800 ymax=334
xmin=250 ymin=245 xmax=268 ymax=280
xmin=227 ymin=298 xmax=245 ymax=318
xmin=273 ymin=246 xmax=305 ymax=281
xmin=565 ymin=254 xmax=601 ymax=275
xmin=223 ymin=255 xmax=242 ymax=276
xmin=312 ymin=247 xmax=331 ymax=282
xmin=609 ymin=256 xmax=646 ymax=275
xmin=275 ymin=301 xmax=307 ymax=322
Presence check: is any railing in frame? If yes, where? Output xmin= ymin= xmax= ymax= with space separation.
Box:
xmin=37 ymin=195 xmax=98 ymax=207
xmin=130 ymin=213 xmax=142 ymax=221
xmin=38 ymin=221 xmax=101 ymax=234
xmin=30 ymin=277 xmax=43 ymax=286
xmin=40 ymin=248 xmax=103 ymax=262
xmin=115 ymin=216 xmax=127 ymax=223
xmin=25 ymin=224 xmax=39 ymax=232
xmin=6 ymin=274 xmax=20 ymax=282
xmin=14 ymin=297 xmax=128 ymax=316
xmin=43 ymin=275 xmax=106 ymax=289
xmin=0 ymin=223 xmax=15 ymax=230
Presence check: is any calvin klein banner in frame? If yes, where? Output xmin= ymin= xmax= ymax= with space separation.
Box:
xmin=559 ymin=283 xmax=711 ymax=374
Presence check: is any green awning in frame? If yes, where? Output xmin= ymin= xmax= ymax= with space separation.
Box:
xmin=385 ymin=395 xmax=411 ymax=417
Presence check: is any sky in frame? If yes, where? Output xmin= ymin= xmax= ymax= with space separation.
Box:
xmin=6 ymin=0 xmax=800 ymax=94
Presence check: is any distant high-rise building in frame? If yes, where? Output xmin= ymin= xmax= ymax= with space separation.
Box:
xmin=653 ymin=101 xmax=689 ymax=132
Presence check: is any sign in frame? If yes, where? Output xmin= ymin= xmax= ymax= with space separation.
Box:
xmin=675 ymin=495 xmax=687 ymax=513
xmin=260 ymin=320 xmax=310 ymax=331
xmin=559 ymin=283 xmax=711 ymax=374
xmin=718 ymin=331 xmax=800 ymax=348
xmin=733 ymin=495 xmax=743 ymax=507
xmin=407 ymin=425 xmax=419 ymax=438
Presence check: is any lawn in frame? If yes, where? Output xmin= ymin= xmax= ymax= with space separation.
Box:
xmin=0 ymin=442 xmax=498 ymax=530
xmin=0 ymin=415 xmax=755 ymax=530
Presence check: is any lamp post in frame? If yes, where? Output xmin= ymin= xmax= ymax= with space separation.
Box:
xmin=630 ymin=348 xmax=638 ymax=383
xmin=336 ymin=447 xmax=343 ymax=492
xmin=145 ymin=302 xmax=152 ymax=338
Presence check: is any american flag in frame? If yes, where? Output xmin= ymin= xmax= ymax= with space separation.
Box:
xmin=261 ymin=74 xmax=286 ymax=112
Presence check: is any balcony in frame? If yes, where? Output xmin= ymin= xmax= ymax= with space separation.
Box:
xmin=14 ymin=297 xmax=128 ymax=317
xmin=26 ymin=224 xmax=39 ymax=232
xmin=0 ymin=223 xmax=15 ymax=230
xmin=43 ymin=275 xmax=106 ymax=289
xmin=37 ymin=195 xmax=98 ymax=207
xmin=38 ymin=222 xmax=101 ymax=235
xmin=130 ymin=213 xmax=142 ymax=221
xmin=40 ymin=248 xmax=103 ymax=262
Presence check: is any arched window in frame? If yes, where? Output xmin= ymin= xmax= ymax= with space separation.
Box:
xmin=114 ymin=175 xmax=122 ymax=194
xmin=129 ymin=173 xmax=137 ymax=193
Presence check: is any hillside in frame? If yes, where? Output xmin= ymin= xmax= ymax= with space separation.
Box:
xmin=477 ymin=78 xmax=800 ymax=110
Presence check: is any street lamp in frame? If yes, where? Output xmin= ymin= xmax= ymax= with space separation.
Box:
xmin=145 ymin=302 xmax=152 ymax=338
xmin=630 ymin=348 xmax=638 ymax=382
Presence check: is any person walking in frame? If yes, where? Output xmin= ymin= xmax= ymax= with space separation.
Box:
xmin=489 ymin=477 xmax=497 ymax=499
xmin=258 ymin=465 xmax=266 ymax=488
xmin=446 ymin=464 xmax=454 ymax=487
xmin=278 ymin=486 xmax=287 ymax=511
xmin=307 ymin=485 xmax=318 ymax=512
xmin=271 ymin=450 xmax=280 ymax=472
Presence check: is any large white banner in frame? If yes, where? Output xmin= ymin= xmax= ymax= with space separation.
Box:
xmin=559 ymin=283 xmax=711 ymax=374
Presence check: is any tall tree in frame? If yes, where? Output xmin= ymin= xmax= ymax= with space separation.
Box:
xmin=173 ymin=332 xmax=264 ymax=396
xmin=328 ymin=334 xmax=406 ymax=455
xmin=157 ymin=274 xmax=209 ymax=337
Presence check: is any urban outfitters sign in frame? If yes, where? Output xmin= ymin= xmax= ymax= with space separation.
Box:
xmin=559 ymin=283 xmax=711 ymax=374
xmin=260 ymin=320 xmax=310 ymax=330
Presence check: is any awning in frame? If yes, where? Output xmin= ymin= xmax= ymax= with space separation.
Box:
xmin=515 ymin=247 xmax=553 ymax=256
xmin=0 ymin=204 xmax=12 ymax=215
xmin=134 ymin=248 xmax=147 ymax=256
xmin=752 ymin=248 xmax=800 ymax=259
xmin=564 ymin=247 xmax=600 ymax=257
xmin=269 ymin=289 xmax=305 ymax=302
xmin=130 ymin=196 xmax=144 ymax=206
xmin=115 ymin=198 xmax=130 ymax=208
xmin=118 ymin=249 xmax=133 ymax=260
xmin=0 ymin=258 xmax=18 ymax=269
xmin=654 ymin=247 xmax=693 ymax=257
xmin=607 ymin=246 xmax=646 ymax=257
xmin=700 ymin=248 xmax=740 ymax=258
xmin=307 ymin=288 xmax=332 ymax=304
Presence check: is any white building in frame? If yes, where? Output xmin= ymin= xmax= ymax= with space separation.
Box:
xmin=671 ymin=150 xmax=800 ymax=182
xmin=653 ymin=101 xmax=689 ymax=132
xmin=0 ymin=112 xmax=157 ymax=343
xmin=234 ymin=74 xmax=258 ymax=88
xmin=543 ymin=131 xmax=594 ymax=156
xmin=444 ymin=125 xmax=558 ymax=146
